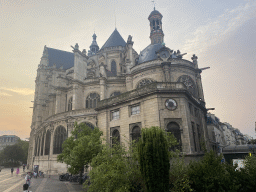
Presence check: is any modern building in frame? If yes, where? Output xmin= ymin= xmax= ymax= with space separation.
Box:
xmin=28 ymin=9 xmax=211 ymax=174
xmin=0 ymin=135 xmax=20 ymax=151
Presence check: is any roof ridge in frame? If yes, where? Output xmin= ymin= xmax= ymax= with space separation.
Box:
xmin=47 ymin=47 xmax=74 ymax=54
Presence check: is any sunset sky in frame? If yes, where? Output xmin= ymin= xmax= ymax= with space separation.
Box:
xmin=0 ymin=0 xmax=255 ymax=140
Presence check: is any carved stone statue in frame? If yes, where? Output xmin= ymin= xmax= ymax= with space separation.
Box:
xmin=127 ymin=35 xmax=133 ymax=43
xmin=82 ymin=49 xmax=87 ymax=55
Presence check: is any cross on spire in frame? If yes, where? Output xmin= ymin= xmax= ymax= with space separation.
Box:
xmin=151 ymin=0 xmax=155 ymax=10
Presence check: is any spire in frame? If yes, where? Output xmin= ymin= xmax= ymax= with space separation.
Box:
xmin=88 ymin=33 xmax=99 ymax=56
xmin=148 ymin=9 xmax=164 ymax=44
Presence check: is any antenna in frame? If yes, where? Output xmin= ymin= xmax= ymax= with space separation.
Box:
xmin=151 ymin=0 xmax=155 ymax=10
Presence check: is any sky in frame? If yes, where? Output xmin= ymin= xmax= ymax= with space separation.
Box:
xmin=0 ymin=0 xmax=255 ymax=140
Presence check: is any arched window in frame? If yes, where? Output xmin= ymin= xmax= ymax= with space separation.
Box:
xmin=68 ymin=97 xmax=72 ymax=111
xmin=45 ymin=130 xmax=51 ymax=155
xmin=53 ymin=126 xmax=67 ymax=154
xmin=86 ymin=93 xmax=100 ymax=108
xmin=131 ymin=126 xmax=141 ymax=143
xmin=136 ymin=79 xmax=155 ymax=89
xmin=166 ymin=122 xmax=182 ymax=151
xmin=112 ymin=129 xmax=120 ymax=147
xmin=156 ymin=20 xmax=159 ymax=29
xmin=40 ymin=133 xmax=45 ymax=156
xmin=34 ymin=137 xmax=38 ymax=156
xmin=85 ymin=122 xmax=95 ymax=130
xmin=110 ymin=91 xmax=121 ymax=98
xmin=111 ymin=60 xmax=117 ymax=76
xmin=37 ymin=136 xmax=41 ymax=156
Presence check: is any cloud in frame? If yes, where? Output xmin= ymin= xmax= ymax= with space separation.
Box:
xmin=0 ymin=92 xmax=12 ymax=96
xmin=0 ymin=87 xmax=34 ymax=96
xmin=182 ymin=2 xmax=256 ymax=55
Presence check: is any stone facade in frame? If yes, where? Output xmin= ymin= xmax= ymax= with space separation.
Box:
xmin=28 ymin=9 xmax=211 ymax=174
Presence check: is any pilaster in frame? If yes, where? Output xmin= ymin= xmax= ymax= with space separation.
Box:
xmin=126 ymin=75 xmax=133 ymax=91
xmin=99 ymin=77 xmax=106 ymax=100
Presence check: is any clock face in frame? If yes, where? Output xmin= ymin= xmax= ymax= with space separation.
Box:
xmin=165 ymin=99 xmax=177 ymax=111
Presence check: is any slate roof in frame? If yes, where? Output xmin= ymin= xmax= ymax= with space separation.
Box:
xmin=138 ymin=43 xmax=162 ymax=64
xmin=101 ymin=29 xmax=126 ymax=49
xmin=47 ymin=47 xmax=74 ymax=70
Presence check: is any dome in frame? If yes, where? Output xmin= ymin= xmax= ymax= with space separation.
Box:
xmin=138 ymin=43 xmax=163 ymax=64
xmin=148 ymin=9 xmax=163 ymax=19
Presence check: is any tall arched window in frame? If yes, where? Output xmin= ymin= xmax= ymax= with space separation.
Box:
xmin=112 ymin=129 xmax=120 ymax=147
xmin=111 ymin=60 xmax=117 ymax=76
xmin=167 ymin=122 xmax=182 ymax=151
xmin=86 ymin=93 xmax=100 ymax=109
xmin=131 ymin=126 xmax=141 ymax=143
xmin=37 ymin=136 xmax=41 ymax=156
xmin=45 ymin=130 xmax=51 ymax=155
xmin=68 ymin=97 xmax=72 ymax=111
xmin=136 ymin=79 xmax=155 ymax=89
xmin=53 ymin=126 xmax=67 ymax=154
xmin=34 ymin=137 xmax=38 ymax=156
xmin=40 ymin=133 xmax=45 ymax=156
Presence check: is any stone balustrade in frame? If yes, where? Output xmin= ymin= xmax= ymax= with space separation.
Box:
xmin=96 ymin=82 xmax=194 ymax=109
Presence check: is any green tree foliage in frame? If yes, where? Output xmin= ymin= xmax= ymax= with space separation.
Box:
xmin=85 ymin=141 xmax=143 ymax=192
xmin=57 ymin=122 xmax=102 ymax=174
xmin=237 ymin=155 xmax=256 ymax=191
xmin=0 ymin=139 xmax=29 ymax=167
xmin=137 ymin=126 xmax=170 ymax=192
xmin=169 ymin=154 xmax=193 ymax=192
xmin=187 ymin=150 xmax=241 ymax=192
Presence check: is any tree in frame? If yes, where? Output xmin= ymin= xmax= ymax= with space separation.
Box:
xmin=187 ymin=150 xmax=241 ymax=192
xmin=0 ymin=139 xmax=29 ymax=167
xmin=137 ymin=126 xmax=170 ymax=192
xmin=57 ymin=122 xmax=103 ymax=174
xmin=85 ymin=141 xmax=143 ymax=192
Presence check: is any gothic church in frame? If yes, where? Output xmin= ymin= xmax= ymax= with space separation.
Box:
xmin=28 ymin=9 xmax=210 ymax=174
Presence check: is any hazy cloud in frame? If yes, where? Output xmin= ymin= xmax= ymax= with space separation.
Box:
xmin=0 ymin=92 xmax=12 ymax=96
xmin=182 ymin=1 xmax=256 ymax=54
xmin=0 ymin=87 xmax=34 ymax=96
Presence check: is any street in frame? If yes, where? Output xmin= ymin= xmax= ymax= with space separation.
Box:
xmin=0 ymin=168 xmax=83 ymax=192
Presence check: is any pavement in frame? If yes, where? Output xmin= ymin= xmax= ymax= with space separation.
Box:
xmin=0 ymin=167 xmax=84 ymax=192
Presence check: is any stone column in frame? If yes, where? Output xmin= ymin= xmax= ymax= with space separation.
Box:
xmin=162 ymin=63 xmax=171 ymax=82
xmin=99 ymin=77 xmax=106 ymax=100
xmin=196 ymin=74 xmax=205 ymax=101
xmin=55 ymin=90 xmax=61 ymax=114
xmin=72 ymin=84 xmax=79 ymax=110
xmin=49 ymin=125 xmax=54 ymax=156
xmin=126 ymin=75 xmax=133 ymax=91
xmin=67 ymin=122 xmax=74 ymax=137
xmin=192 ymin=54 xmax=205 ymax=101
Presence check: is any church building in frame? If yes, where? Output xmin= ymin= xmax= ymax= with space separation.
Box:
xmin=28 ymin=9 xmax=210 ymax=174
